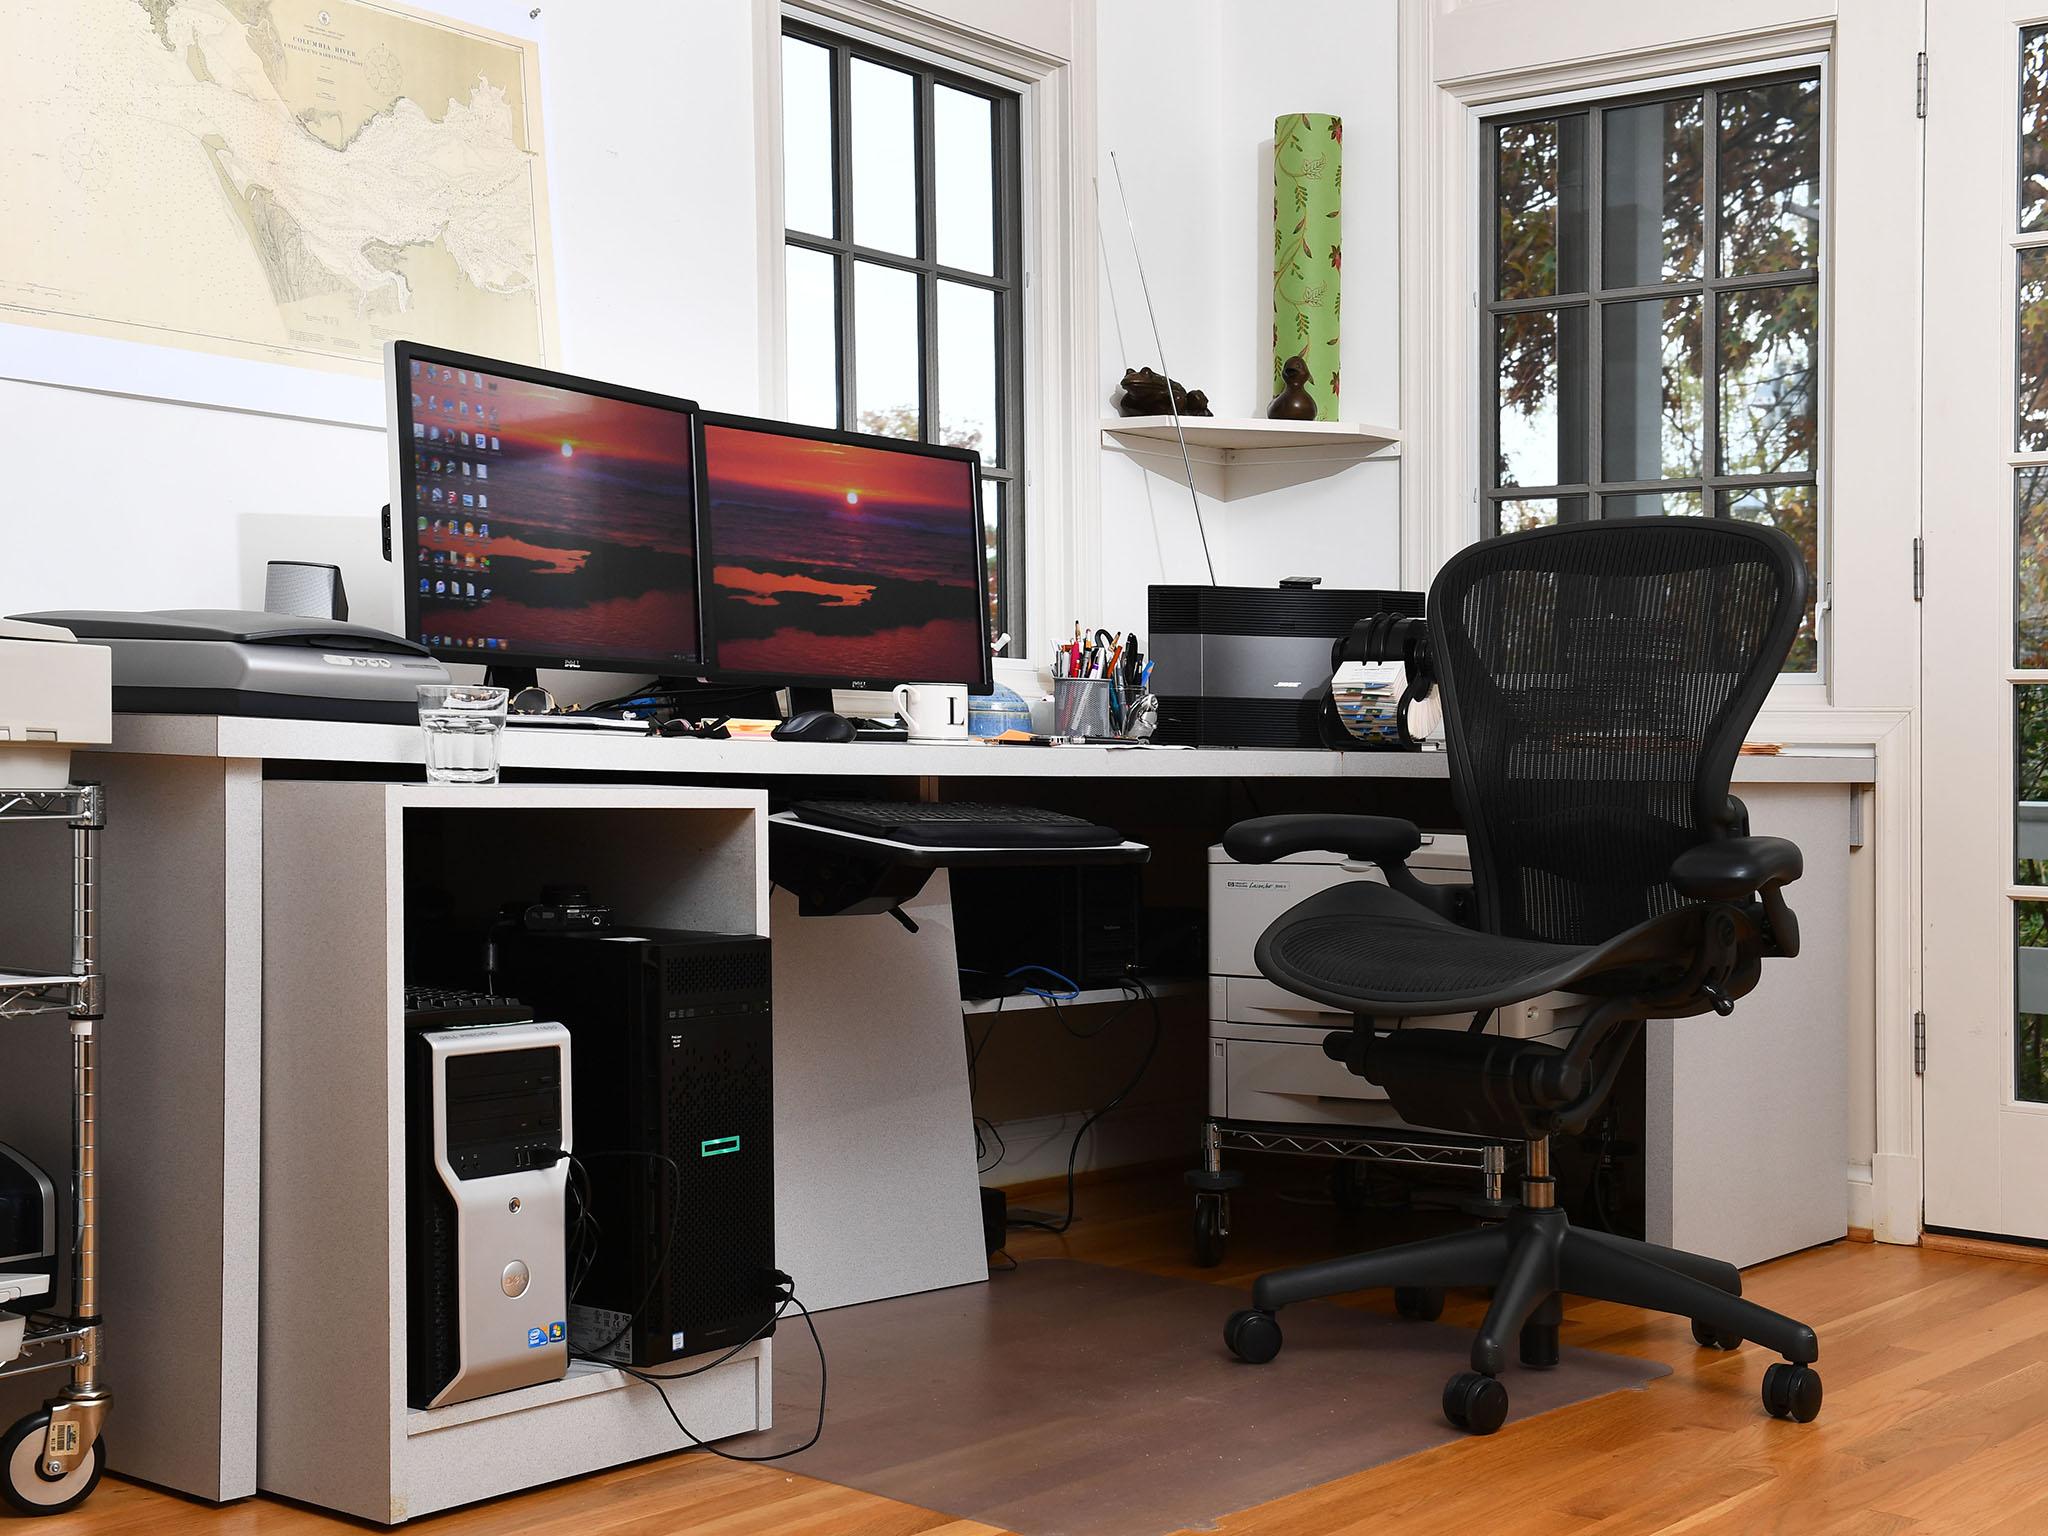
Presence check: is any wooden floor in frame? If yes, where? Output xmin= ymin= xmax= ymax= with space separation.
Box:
xmin=37 ymin=1174 xmax=2048 ymax=1536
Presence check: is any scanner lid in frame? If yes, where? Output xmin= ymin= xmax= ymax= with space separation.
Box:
xmin=16 ymin=609 xmax=430 ymax=657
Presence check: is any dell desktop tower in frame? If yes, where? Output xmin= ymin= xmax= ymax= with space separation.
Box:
xmin=503 ymin=928 xmax=776 ymax=1368
xmin=404 ymin=1018 xmax=573 ymax=1410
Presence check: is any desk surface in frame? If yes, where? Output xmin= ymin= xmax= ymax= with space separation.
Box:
xmin=92 ymin=713 xmax=1877 ymax=783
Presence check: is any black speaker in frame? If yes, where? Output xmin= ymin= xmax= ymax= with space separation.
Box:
xmin=264 ymin=560 xmax=349 ymax=620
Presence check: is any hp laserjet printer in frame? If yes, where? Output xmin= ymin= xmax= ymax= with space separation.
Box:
xmin=17 ymin=610 xmax=450 ymax=725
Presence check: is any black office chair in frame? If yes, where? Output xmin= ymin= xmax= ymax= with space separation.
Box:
xmin=1217 ymin=516 xmax=1821 ymax=1436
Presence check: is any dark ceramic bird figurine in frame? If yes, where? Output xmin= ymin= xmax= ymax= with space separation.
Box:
xmin=1268 ymin=353 xmax=1317 ymax=420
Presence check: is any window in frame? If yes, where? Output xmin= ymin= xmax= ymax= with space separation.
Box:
xmin=780 ymin=21 xmax=1025 ymax=646
xmin=1481 ymin=70 xmax=1823 ymax=672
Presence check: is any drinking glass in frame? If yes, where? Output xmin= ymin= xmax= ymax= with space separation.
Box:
xmin=417 ymin=684 xmax=508 ymax=785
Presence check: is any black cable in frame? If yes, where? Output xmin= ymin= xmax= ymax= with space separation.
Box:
xmin=966 ymin=992 xmax=1006 ymax=1095
xmin=975 ymin=1114 xmax=1007 ymax=1174
xmin=1007 ymin=978 xmax=1164 ymax=1236
xmin=568 ymin=1148 xmax=683 ymax=1357
xmin=1048 ymin=990 xmax=1143 ymax=1042
xmin=612 ymin=1284 xmax=829 ymax=1462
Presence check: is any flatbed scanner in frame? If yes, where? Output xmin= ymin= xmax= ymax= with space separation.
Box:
xmin=16 ymin=610 xmax=450 ymax=725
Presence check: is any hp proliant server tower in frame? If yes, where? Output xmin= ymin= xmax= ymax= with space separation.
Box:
xmin=504 ymin=929 xmax=775 ymax=1367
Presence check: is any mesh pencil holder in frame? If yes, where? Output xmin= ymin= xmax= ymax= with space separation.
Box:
xmin=1052 ymin=677 xmax=1119 ymax=741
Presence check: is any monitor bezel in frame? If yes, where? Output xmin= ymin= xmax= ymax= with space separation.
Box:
xmin=384 ymin=339 xmax=706 ymax=679
xmin=694 ymin=411 xmax=994 ymax=697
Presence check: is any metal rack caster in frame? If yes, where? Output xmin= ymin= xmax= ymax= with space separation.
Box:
xmin=0 ymin=784 xmax=111 ymax=1516
xmin=1186 ymin=1124 xmax=1245 ymax=1268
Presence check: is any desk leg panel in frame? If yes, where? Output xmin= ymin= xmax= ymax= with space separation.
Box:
xmin=0 ymin=755 xmax=260 ymax=1501
xmin=772 ymin=876 xmax=988 ymax=1311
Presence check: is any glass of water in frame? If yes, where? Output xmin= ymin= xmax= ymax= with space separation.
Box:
xmin=417 ymin=684 xmax=508 ymax=785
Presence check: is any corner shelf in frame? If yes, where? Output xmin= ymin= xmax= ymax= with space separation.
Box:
xmin=1102 ymin=417 xmax=1399 ymax=500
xmin=1102 ymin=416 xmax=1400 ymax=455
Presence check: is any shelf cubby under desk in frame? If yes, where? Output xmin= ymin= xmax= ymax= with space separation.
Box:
xmin=259 ymin=781 xmax=772 ymax=1524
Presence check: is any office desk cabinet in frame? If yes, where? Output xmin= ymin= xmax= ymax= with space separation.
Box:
xmin=0 ymin=718 xmax=1874 ymax=1507
xmin=261 ymin=783 xmax=771 ymax=1523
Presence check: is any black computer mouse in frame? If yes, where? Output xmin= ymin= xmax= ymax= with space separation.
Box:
xmin=772 ymin=708 xmax=856 ymax=743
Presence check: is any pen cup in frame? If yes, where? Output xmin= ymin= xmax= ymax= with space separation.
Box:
xmin=1052 ymin=676 xmax=1118 ymax=742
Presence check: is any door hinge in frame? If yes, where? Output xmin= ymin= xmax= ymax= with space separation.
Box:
xmin=1912 ymin=536 xmax=1925 ymax=601
xmin=1914 ymin=1011 xmax=1927 ymax=1075
xmin=1916 ymin=52 xmax=1928 ymax=118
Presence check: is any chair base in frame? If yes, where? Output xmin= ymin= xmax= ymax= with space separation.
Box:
xmin=1222 ymin=1202 xmax=1822 ymax=1434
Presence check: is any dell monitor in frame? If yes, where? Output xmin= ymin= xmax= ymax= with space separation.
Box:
xmin=383 ymin=342 xmax=702 ymax=690
xmin=695 ymin=414 xmax=992 ymax=699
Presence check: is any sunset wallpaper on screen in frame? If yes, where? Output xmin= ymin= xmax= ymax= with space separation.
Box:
xmin=699 ymin=423 xmax=985 ymax=681
xmin=408 ymin=361 xmax=699 ymax=666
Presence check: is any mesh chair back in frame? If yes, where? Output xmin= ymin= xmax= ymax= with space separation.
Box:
xmin=1428 ymin=517 xmax=1807 ymax=946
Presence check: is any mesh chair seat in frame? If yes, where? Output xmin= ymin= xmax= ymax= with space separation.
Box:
xmin=1257 ymin=881 xmax=1601 ymax=1014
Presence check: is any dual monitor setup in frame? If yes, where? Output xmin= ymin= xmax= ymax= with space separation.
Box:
xmin=383 ymin=340 xmax=995 ymax=714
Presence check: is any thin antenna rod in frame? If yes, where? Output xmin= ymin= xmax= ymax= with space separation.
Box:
xmin=1108 ymin=150 xmax=1216 ymax=585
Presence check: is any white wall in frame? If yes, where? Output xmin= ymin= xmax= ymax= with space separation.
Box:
xmin=0 ymin=1 xmax=766 ymax=645
xmin=1095 ymin=0 xmax=1404 ymax=628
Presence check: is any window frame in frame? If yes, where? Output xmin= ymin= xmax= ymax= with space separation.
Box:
xmin=1476 ymin=64 xmax=1827 ymax=677
xmin=780 ymin=18 xmax=1027 ymax=646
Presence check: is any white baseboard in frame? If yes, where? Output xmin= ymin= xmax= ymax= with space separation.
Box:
xmin=1847 ymin=1160 xmax=1875 ymax=1231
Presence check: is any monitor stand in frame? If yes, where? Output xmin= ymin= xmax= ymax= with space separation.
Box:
xmin=484 ymin=664 xmax=540 ymax=696
xmin=645 ymin=678 xmax=786 ymax=723
xmin=785 ymin=686 xmax=837 ymax=719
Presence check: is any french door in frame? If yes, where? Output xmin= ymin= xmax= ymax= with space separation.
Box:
xmin=1921 ymin=1 xmax=2048 ymax=1240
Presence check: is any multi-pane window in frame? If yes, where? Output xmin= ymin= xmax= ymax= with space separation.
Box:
xmin=2013 ymin=29 xmax=2048 ymax=1103
xmin=1481 ymin=70 xmax=1823 ymax=673
xmin=780 ymin=23 xmax=1024 ymax=646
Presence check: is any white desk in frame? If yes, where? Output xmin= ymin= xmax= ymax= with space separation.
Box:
xmin=102 ymin=711 xmax=1877 ymax=782
xmin=0 ymin=717 xmax=1872 ymax=1509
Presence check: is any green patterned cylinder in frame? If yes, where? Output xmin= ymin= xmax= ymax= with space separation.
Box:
xmin=1272 ymin=112 xmax=1342 ymax=420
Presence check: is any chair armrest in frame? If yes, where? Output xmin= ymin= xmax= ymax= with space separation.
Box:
xmin=1669 ymin=835 xmax=1803 ymax=901
xmin=1223 ymin=814 xmax=1423 ymax=866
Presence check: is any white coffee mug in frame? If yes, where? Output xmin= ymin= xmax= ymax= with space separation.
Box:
xmin=892 ymin=682 xmax=970 ymax=741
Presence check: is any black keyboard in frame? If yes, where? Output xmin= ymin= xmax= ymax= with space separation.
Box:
xmin=404 ymin=986 xmax=533 ymax=1029
xmin=791 ymin=799 xmax=1126 ymax=849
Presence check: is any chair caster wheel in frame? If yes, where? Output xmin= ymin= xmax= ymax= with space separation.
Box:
xmin=1519 ymin=1320 xmax=1560 ymax=1369
xmin=1761 ymin=1361 xmax=1822 ymax=1422
xmin=1442 ymin=1371 xmax=1509 ymax=1435
xmin=1691 ymin=1318 xmax=1743 ymax=1351
xmin=2 ymin=1410 xmax=106 ymax=1515
xmin=1394 ymin=1285 xmax=1445 ymax=1322
xmin=1192 ymin=1197 xmax=1226 ymax=1269
xmin=1224 ymin=1308 xmax=1282 ymax=1364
